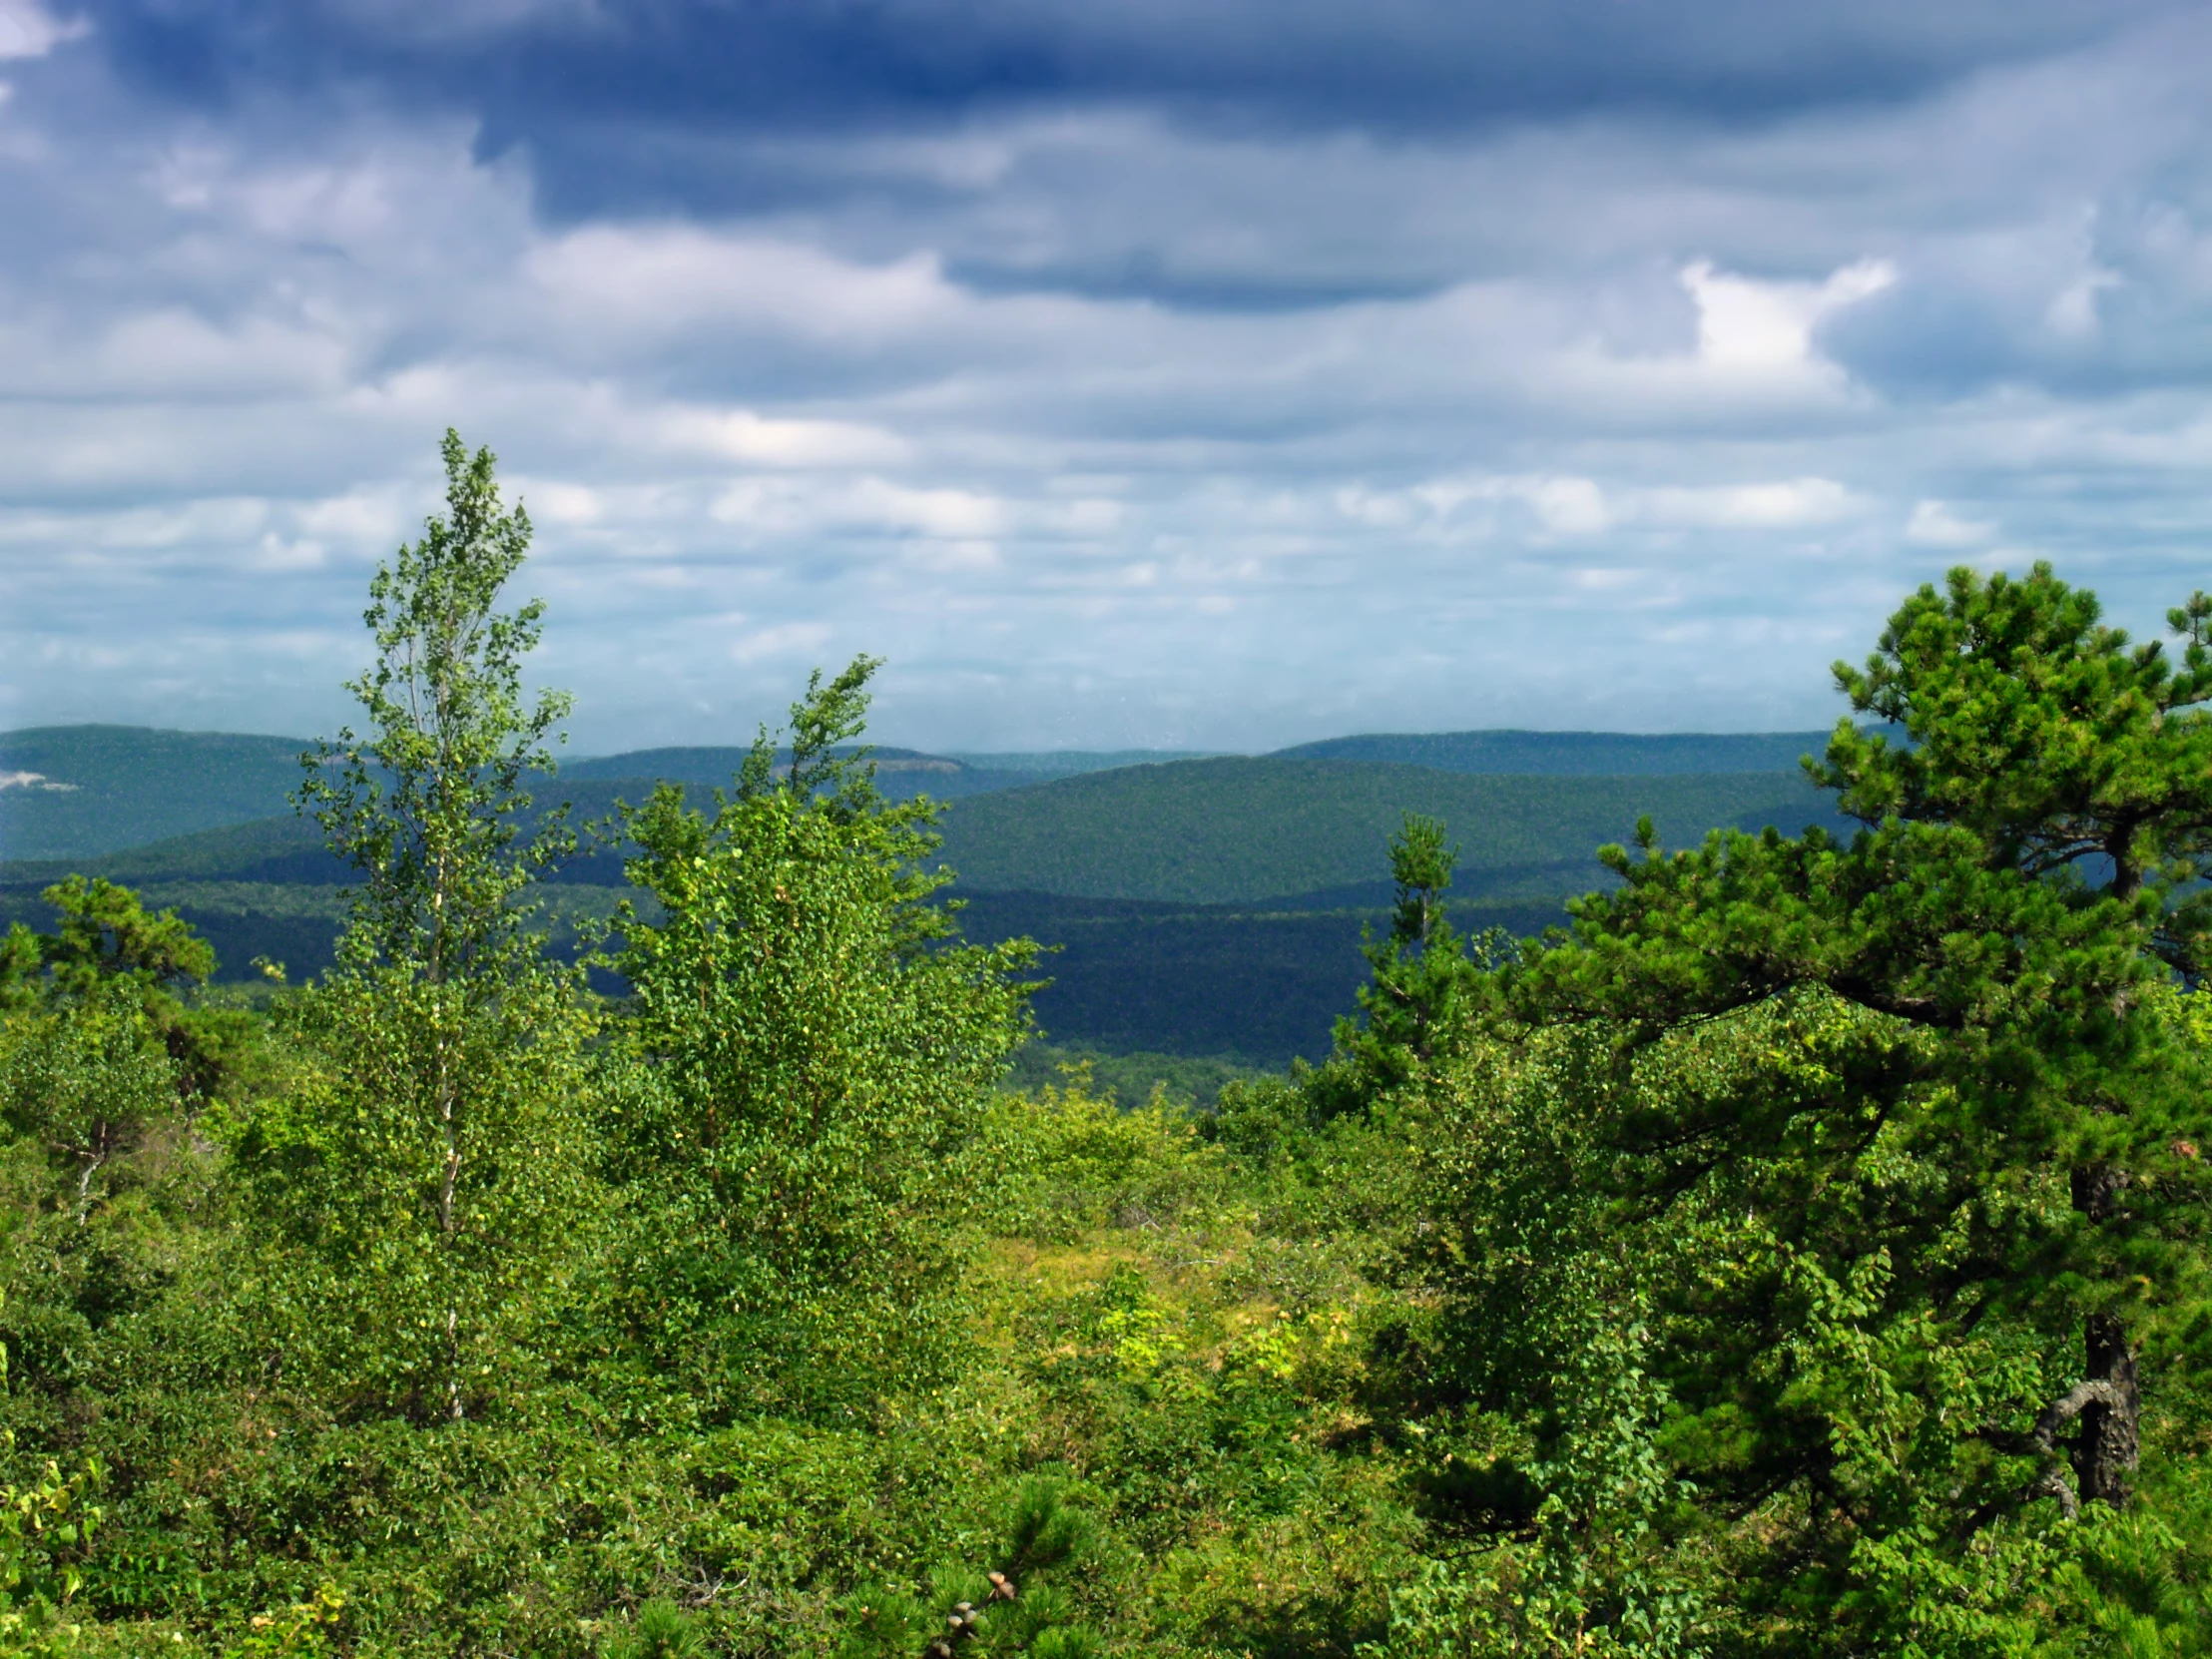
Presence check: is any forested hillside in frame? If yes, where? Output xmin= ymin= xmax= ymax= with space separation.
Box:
xmin=0 ymin=734 xmax=1046 ymax=862
xmin=943 ymin=749 xmax=1218 ymax=778
xmin=1273 ymin=727 xmax=1846 ymax=773
xmin=563 ymin=746 xmax=1040 ymax=800
xmin=1 ymin=728 xmax=1871 ymax=869
xmin=0 ymin=760 xmax=1838 ymax=1061
xmin=0 ymin=727 xmax=310 ymax=859
xmin=932 ymin=758 xmax=1844 ymax=903
xmin=5 ymin=438 xmax=2211 ymax=1657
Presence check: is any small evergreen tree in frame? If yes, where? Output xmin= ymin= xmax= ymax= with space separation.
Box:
xmin=1337 ymin=813 xmax=1500 ymax=1095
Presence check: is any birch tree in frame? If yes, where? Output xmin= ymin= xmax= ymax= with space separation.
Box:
xmin=252 ymin=429 xmax=596 ymax=1420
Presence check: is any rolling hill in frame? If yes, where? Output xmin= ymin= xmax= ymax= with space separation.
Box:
xmin=1273 ymin=728 xmax=1852 ymax=775
xmin=0 ymin=726 xmax=313 ymax=859
xmin=931 ymin=756 xmax=1848 ymax=905
xmin=0 ymin=725 xmax=1198 ymax=862
xmin=563 ymin=746 xmax=1037 ymax=800
xmin=941 ymin=750 xmax=1219 ymax=779
xmin=3 ymin=756 xmax=1851 ymax=906
xmin=1 ymin=730 xmax=1867 ymax=1062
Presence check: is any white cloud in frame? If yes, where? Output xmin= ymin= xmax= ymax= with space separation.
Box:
xmin=1905 ymin=499 xmax=1997 ymax=547
xmin=521 ymin=480 xmax=604 ymax=526
xmin=2045 ymin=267 xmax=2123 ymax=337
xmin=662 ymin=407 xmax=910 ymax=469
xmin=0 ymin=769 xmax=74 ymax=792
xmin=727 ymin=621 xmax=833 ymax=666
xmin=1403 ymin=474 xmax=1614 ymax=535
xmin=295 ymin=489 xmax=408 ymax=544
xmin=1641 ymin=478 xmax=1863 ymax=530
xmin=523 ymin=227 xmax=959 ymax=343
xmin=845 ymin=480 xmax=1008 ymax=538
xmin=1530 ymin=477 xmax=1614 ymax=535
xmin=1537 ymin=258 xmax=1900 ymax=421
xmin=0 ymin=1 xmax=84 ymax=62
xmin=1681 ymin=260 xmax=1897 ymax=376
xmin=1371 ymin=473 xmax=1858 ymax=537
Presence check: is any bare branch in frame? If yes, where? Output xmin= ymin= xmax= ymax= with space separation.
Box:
xmin=2032 ymin=1380 xmax=2127 ymax=1452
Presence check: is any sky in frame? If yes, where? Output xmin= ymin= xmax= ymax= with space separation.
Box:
xmin=2 ymin=1 xmax=2211 ymax=754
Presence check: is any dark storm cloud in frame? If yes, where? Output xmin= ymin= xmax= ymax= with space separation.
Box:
xmin=79 ymin=0 xmax=2185 ymax=216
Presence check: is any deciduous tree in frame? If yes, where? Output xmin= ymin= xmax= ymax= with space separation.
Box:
xmin=608 ymin=659 xmax=1038 ymax=1412
xmin=245 ymin=429 xmax=598 ymax=1420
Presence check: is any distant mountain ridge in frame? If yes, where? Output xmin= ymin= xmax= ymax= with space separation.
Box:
xmin=941 ymin=750 xmax=1219 ymax=779
xmin=563 ymin=746 xmax=1036 ymax=800
xmin=3 ymin=732 xmax=1867 ymax=1060
xmin=0 ymin=726 xmax=311 ymax=860
xmin=3 ymin=757 xmax=1849 ymax=904
xmin=932 ymin=756 xmax=1849 ymax=906
xmin=0 ymin=727 xmax=1084 ymax=859
xmin=1275 ymin=728 xmax=1855 ymax=775
xmin=3 ymin=721 xmax=1881 ymax=864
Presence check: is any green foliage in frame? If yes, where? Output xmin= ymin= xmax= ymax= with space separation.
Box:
xmin=986 ymin=1069 xmax=1231 ymax=1242
xmin=35 ymin=878 xmax=215 ymax=1002
xmin=0 ymin=1311 xmax=105 ymax=1658
xmin=996 ymin=1046 xmax=1261 ymax=1112
xmin=0 ymin=878 xmax=249 ymax=1103
xmin=298 ymin=426 xmax=574 ymax=974
xmin=0 ymin=981 xmax=183 ymax=1224
xmin=1378 ymin=562 xmax=2212 ymax=1654
xmin=219 ymin=1585 xmax=344 ymax=1659
xmin=248 ymin=428 xmax=598 ymax=1420
xmin=230 ymin=962 xmax=599 ymax=1416
xmin=0 ymin=1450 xmax=104 ymax=1656
xmin=607 ymin=658 xmax=1039 ymax=1412
xmin=0 ymin=928 xmax=37 ymax=1015
xmin=602 ymin=1597 xmax=706 ymax=1659
xmin=1816 ymin=564 xmax=2212 ymax=908
xmin=834 ymin=1481 xmax=1100 ymax=1659
xmin=1334 ymin=813 xmax=1512 ymax=1095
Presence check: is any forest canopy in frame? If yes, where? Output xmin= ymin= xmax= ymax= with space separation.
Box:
xmin=2 ymin=434 xmax=2209 ymax=1658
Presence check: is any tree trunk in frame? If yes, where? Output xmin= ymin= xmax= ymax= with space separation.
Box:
xmin=2068 ymin=1162 xmax=2139 ymax=1508
xmin=2074 ymin=1312 xmax=2140 ymax=1508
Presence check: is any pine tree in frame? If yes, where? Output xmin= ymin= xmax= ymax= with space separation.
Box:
xmin=1423 ymin=563 xmax=2212 ymax=1647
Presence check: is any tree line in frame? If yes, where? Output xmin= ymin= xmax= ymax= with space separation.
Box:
xmin=1 ymin=431 xmax=2208 ymax=1655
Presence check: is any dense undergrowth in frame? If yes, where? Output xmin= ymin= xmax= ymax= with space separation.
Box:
xmin=10 ymin=979 xmax=2212 ymax=1657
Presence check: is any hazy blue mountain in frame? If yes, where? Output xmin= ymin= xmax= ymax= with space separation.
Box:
xmin=932 ymin=755 xmax=1849 ymax=905
xmin=570 ymin=746 xmax=1216 ymax=793
xmin=1 ymin=727 xmax=1048 ymax=861
xmin=564 ymin=746 xmax=1033 ymax=800
xmin=2 ymin=749 xmax=1858 ymax=1059
xmin=1271 ymin=728 xmax=1852 ymax=775
xmin=4 ymin=749 xmax=1853 ymax=907
xmin=2 ymin=722 xmax=1884 ymax=862
xmin=941 ymin=750 xmax=1219 ymax=779
xmin=0 ymin=725 xmax=311 ymax=860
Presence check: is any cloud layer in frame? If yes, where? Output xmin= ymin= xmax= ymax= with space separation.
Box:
xmin=4 ymin=1 xmax=2211 ymax=749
